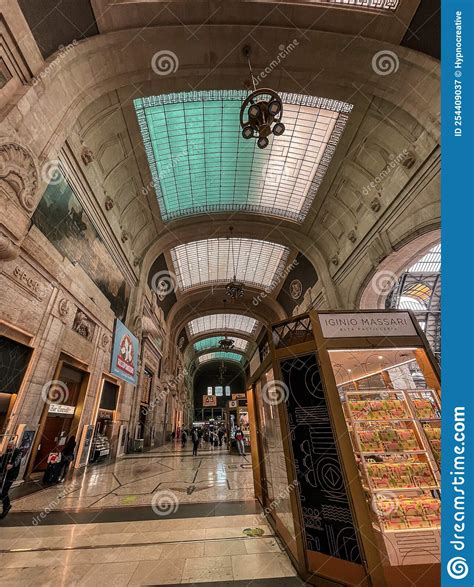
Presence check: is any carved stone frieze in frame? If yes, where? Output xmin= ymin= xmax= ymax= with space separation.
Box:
xmin=58 ymin=297 xmax=70 ymax=317
xmin=12 ymin=264 xmax=44 ymax=299
xmin=81 ymin=145 xmax=94 ymax=165
xmin=0 ymin=143 xmax=38 ymax=212
xmin=0 ymin=230 xmax=20 ymax=261
xmin=72 ymin=309 xmax=95 ymax=341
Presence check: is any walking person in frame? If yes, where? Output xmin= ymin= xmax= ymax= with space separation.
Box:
xmin=191 ymin=428 xmax=199 ymax=456
xmin=218 ymin=427 xmax=224 ymax=447
xmin=235 ymin=427 xmax=245 ymax=456
xmin=0 ymin=440 xmax=22 ymax=519
xmin=181 ymin=429 xmax=188 ymax=448
xmin=59 ymin=436 xmax=76 ymax=482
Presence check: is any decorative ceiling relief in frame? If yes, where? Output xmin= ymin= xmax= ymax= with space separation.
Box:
xmin=0 ymin=142 xmax=38 ymax=212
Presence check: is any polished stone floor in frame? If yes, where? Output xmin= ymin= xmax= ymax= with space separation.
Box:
xmin=1 ymin=441 xmax=302 ymax=585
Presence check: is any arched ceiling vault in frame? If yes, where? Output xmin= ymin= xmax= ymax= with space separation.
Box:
xmin=3 ymin=10 xmax=440 ymax=340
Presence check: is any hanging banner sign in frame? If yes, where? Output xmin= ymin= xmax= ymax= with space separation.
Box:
xmin=232 ymin=393 xmax=246 ymax=400
xmin=203 ymin=395 xmax=217 ymax=407
xmin=110 ymin=319 xmax=139 ymax=384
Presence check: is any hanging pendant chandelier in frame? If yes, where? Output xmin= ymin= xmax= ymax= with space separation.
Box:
xmin=225 ymin=227 xmax=245 ymax=299
xmin=219 ymin=299 xmax=235 ymax=350
xmin=240 ymin=46 xmax=285 ymax=149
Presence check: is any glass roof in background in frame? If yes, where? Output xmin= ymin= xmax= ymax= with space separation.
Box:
xmin=187 ymin=314 xmax=258 ymax=337
xmin=197 ymin=352 xmax=245 ymax=365
xmin=134 ymin=91 xmax=352 ymax=223
xmin=408 ymin=243 xmax=441 ymax=273
xmin=171 ymin=238 xmax=289 ymax=290
xmin=194 ymin=336 xmax=249 ymax=353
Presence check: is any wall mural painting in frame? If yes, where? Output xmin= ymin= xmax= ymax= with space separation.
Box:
xmin=32 ymin=172 xmax=129 ymax=320
xmin=281 ymin=353 xmax=362 ymax=564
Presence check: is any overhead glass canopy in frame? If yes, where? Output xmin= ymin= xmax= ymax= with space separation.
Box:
xmin=197 ymin=352 xmax=244 ymax=365
xmin=171 ymin=238 xmax=289 ymax=291
xmin=188 ymin=314 xmax=258 ymax=337
xmin=194 ymin=336 xmax=249 ymax=353
xmin=408 ymin=243 xmax=441 ymax=273
xmin=134 ymin=91 xmax=352 ymax=223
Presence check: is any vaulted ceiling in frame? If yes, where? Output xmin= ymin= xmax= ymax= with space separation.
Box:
xmin=3 ymin=0 xmax=440 ymax=376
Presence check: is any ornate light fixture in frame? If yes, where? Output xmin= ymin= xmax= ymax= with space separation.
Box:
xmin=225 ymin=227 xmax=244 ymax=299
xmin=240 ymin=46 xmax=285 ymax=149
xmin=219 ymin=299 xmax=235 ymax=350
xmin=219 ymin=337 xmax=235 ymax=351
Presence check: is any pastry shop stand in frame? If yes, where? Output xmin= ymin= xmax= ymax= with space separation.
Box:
xmin=247 ymin=309 xmax=440 ymax=587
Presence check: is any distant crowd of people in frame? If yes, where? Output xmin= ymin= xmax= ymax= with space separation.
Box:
xmin=173 ymin=423 xmax=246 ymax=456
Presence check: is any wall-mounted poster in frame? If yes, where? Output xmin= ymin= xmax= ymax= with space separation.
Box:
xmin=31 ymin=172 xmax=130 ymax=320
xmin=111 ymin=319 xmax=139 ymax=385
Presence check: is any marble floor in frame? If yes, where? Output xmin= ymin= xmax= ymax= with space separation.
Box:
xmin=1 ymin=441 xmax=304 ymax=586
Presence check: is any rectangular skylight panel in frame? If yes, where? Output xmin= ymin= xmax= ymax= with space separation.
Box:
xmin=171 ymin=238 xmax=289 ymax=290
xmin=194 ymin=337 xmax=248 ymax=352
xmin=198 ymin=352 xmax=244 ymax=365
xmin=188 ymin=314 xmax=258 ymax=337
xmin=135 ymin=91 xmax=352 ymax=222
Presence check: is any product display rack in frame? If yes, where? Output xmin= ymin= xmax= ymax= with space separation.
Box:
xmin=343 ymin=387 xmax=441 ymax=537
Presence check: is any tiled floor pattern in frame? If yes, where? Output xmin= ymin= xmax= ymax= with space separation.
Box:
xmin=2 ymin=442 xmax=300 ymax=585
xmin=12 ymin=442 xmax=254 ymax=512
xmin=0 ymin=515 xmax=297 ymax=585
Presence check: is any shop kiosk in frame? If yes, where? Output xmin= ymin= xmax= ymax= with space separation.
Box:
xmin=250 ymin=310 xmax=440 ymax=587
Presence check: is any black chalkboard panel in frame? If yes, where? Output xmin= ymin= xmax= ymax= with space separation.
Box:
xmin=280 ymin=352 xmax=362 ymax=564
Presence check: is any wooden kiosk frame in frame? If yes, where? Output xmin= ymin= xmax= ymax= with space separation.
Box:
xmin=248 ymin=309 xmax=440 ymax=587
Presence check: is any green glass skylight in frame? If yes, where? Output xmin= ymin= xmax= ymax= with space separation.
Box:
xmin=197 ymin=352 xmax=244 ymax=365
xmin=194 ymin=336 xmax=249 ymax=353
xmin=134 ymin=90 xmax=352 ymax=223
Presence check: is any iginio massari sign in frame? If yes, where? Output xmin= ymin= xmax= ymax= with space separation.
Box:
xmin=318 ymin=312 xmax=418 ymax=338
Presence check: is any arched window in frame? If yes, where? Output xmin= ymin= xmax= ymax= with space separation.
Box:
xmin=387 ymin=244 xmax=441 ymax=361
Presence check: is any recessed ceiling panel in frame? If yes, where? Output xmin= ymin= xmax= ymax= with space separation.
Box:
xmin=134 ymin=91 xmax=352 ymax=223
xmin=197 ymin=352 xmax=244 ymax=365
xmin=171 ymin=238 xmax=289 ymax=290
xmin=188 ymin=314 xmax=258 ymax=337
xmin=194 ymin=336 xmax=249 ymax=353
